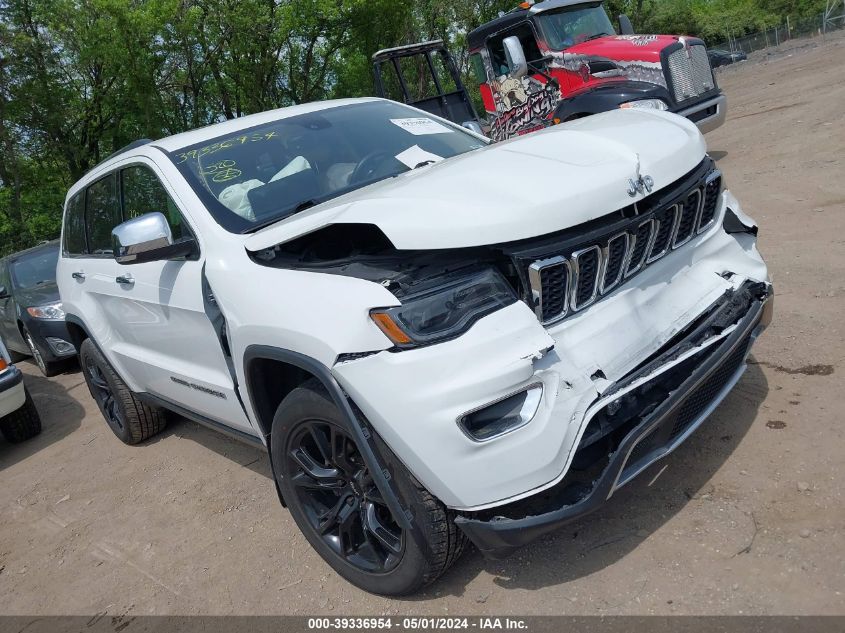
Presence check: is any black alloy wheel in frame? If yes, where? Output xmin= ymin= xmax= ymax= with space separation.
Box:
xmin=83 ymin=351 xmax=126 ymax=434
xmin=285 ymin=420 xmax=404 ymax=573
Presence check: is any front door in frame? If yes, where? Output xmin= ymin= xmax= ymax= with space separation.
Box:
xmin=63 ymin=159 xmax=254 ymax=434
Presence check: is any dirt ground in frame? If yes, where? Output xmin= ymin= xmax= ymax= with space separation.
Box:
xmin=1 ymin=34 xmax=844 ymax=617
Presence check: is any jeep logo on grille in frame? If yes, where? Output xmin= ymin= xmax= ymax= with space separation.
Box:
xmin=627 ymin=174 xmax=654 ymax=197
xmin=627 ymin=154 xmax=654 ymax=197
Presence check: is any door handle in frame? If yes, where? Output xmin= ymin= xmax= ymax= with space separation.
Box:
xmin=115 ymin=274 xmax=134 ymax=286
xmin=71 ymin=271 xmax=86 ymax=280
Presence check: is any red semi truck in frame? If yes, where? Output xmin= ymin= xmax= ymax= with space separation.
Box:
xmin=469 ymin=0 xmax=725 ymax=140
xmin=373 ymin=0 xmax=725 ymax=141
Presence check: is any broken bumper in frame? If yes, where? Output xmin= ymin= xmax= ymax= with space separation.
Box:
xmin=454 ymin=288 xmax=772 ymax=559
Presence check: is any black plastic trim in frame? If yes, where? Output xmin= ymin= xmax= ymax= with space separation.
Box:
xmin=553 ymin=80 xmax=673 ymax=121
xmin=135 ymin=391 xmax=265 ymax=448
xmin=242 ymin=346 xmax=417 ymax=539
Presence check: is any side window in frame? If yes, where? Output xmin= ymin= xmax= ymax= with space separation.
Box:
xmin=63 ymin=192 xmax=87 ymax=255
xmin=469 ymin=53 xmax=487 ymax=85
xmin=85 ymin=174 xmax=121 ymax=256
xmin=488 ymin=23 xmax=544 ymax=76
xmin=121 ymin=165 xmax=185 ymax=241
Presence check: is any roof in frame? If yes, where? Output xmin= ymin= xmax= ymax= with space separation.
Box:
xmin=4 ymin=240 xmax=60 ymax=262
xmin=372 ymin=40 xmax=446 ymax=62
xmin=66 ymin=98 xmax=385 ymax=197
xmin=467 ymin=0 xmax=598 ymax=50
xmin=467 ymin=9 xmax=529 ymax=50
xmin=152 ymin=98 xmax=382 ymax=153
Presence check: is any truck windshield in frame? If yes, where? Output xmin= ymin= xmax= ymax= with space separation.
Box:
xmin=168 ymin=101 xmax=487 ymax=233
xmin=538 ymin=3 xmax=616 ymax=50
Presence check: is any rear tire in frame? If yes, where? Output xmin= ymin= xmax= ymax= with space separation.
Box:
xmin=79 ymin=338 xmax=167 ymax=444
xmin=0 ymin=388 xmax=42 ymax=443
xmin=271 ymin=380 xmax=466 ymax=595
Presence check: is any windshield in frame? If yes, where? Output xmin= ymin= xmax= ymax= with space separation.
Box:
xmin=169 ymin=101 xmax=487 ymax=233
xmin=10 ymin=246 xmax=59 ymax=290
xmin=538 ymin=3 xmax=616 ymax=50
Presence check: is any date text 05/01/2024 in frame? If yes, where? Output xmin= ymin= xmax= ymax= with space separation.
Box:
xmin=306 ymin=617 xmax=529 ymax=630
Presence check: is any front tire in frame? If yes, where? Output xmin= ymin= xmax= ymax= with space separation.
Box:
xmin=271 ymin=381 xmax=466 ymax=595
xmin=79 ymin=339 xmax=167 ymax=444
xmin=22 ymin=327 xmax=64 ymax=377
xmin=0 ymin=388 xmax=42 ymax=443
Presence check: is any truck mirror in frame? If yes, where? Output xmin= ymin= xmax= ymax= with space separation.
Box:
xmin=619 ymin=14 xmax=634 ymax=35
xmin=502 ymin=36 xmax=528 ymax=79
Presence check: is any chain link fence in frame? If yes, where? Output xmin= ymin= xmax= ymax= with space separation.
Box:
xmin=711 ymin=10 xmax=845 ymax=54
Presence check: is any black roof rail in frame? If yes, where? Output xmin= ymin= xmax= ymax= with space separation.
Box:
xmin=86 ymin=139 xmax=154 ymax=176
xmin=102 ymin=139 xmax=153 ymax=164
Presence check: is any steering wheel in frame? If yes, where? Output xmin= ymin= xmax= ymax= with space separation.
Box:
xmin=349 ymin=151 xmax=396 ymax=185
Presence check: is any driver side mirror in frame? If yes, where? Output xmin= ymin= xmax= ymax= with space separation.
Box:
xmin=619 ymin=14 xmax=635 ymax=35
xmin=112 ymin=212 xmax=196 ymax=265
xmin=502 ymin=36 xmax=528 ymax=79
xmin=0 ymin=285 xmax=8 ymax=299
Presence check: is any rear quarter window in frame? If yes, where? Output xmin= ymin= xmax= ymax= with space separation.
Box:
xmin=63 ymin=192 xmax=87 ymax=255
xmin=85 ymin=174 xmax=121 ymax=256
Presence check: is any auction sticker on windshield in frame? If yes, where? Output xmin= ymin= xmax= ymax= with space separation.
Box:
xmin=390 ymin=117 xmax=453 ymax=135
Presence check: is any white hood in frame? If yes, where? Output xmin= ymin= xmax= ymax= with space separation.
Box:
xmin=245 ymin=109 xmax=706 ymax=252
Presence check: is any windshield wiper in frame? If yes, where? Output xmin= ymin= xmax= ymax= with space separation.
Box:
xmin=413 ymin=160 xmax=437 ymax=169
xmin=585 ymin=32 xmax=611 ymax=42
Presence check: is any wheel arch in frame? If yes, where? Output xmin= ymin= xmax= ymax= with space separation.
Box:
xmin=242 ymin=345 xmax=417 ymax=535
xmin=553 ymin=80 xmax=674 ymax=121
xmin=64 ymin=314 xmax=91 ymax=351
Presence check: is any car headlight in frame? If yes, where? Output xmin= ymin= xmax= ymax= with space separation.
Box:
xmin=26 ymin=302 xmax=65 ymax=320
xmin=370 ymin=268 xmax=516 ymax=348
xmin=620 ymin=99 xmax=669 ymax=111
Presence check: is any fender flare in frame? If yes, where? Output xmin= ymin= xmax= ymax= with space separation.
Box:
xmin=242 ymin=345 xmax=424 ymax=545
xmin=553 ymin=80 xmax=674 ymax=121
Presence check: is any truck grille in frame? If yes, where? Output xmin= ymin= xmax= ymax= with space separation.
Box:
xmin=526 ymin=168 xmax=723 ymax=325
xmin=666 ymin=43 xmax=716 ymax=103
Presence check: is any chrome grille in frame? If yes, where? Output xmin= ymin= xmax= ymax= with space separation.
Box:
xmin=525 ymin=167 xmax=723 ymax=325
xmin=673 ymin=189 xmax=701 ymax=247
xmin=571 ymin=246 xmax=601 ymax=311
xmin=698 ymin=171 xmax=722 ymax=233
xmin=600 ymin=233 xmax=629 ymax=294
xmin=647 ymin=205 xmax=679 ymax=263
xmin=528 ymin=257 xmax=570 ymax=323
xmin=667 ymin=44 xmax=716 ymax=102
xmin=625 ymin=219 xmax=655 ymax=278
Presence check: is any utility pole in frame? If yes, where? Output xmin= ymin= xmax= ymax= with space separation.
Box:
xmin=787 ymin=15 xmax=791 ymax=40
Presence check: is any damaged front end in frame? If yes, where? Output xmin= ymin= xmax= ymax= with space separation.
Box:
xmin=454 ymin=281 xmax=773 ymax=559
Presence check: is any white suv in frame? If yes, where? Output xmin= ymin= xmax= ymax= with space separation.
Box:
xmin=57 ymin=98 xmax=772 ymax=595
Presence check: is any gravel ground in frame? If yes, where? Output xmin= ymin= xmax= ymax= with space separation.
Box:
xmin=1 ymin=34 xmax=843 ymax=617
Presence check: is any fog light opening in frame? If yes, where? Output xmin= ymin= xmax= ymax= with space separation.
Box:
xmin=46 ymin=337 xmax=76 ymax=355
xmin=459 ymin=384 xmax=543 ymax=442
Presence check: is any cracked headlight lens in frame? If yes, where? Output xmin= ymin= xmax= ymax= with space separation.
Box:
xmin=26 ymin=302 xmax=65 ymax=320
xmin=371 ymin=268 xmax=516 ymax=348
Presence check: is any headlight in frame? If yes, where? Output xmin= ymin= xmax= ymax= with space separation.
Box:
xmin=620 ymin=99 xmax=669 ymax=111
xmin=370 ymin=268 xmax=516 ymax=348
xmin=26 ymin=302 xmax=65 ymax=320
